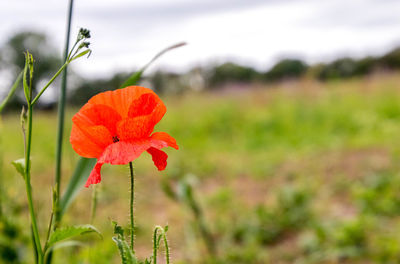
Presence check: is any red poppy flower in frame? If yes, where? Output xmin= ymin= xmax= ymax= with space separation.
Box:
xmin=70 ymin=86 xmax=178 ymax=187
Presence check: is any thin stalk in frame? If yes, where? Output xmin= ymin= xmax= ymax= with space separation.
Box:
xmin=0 ymin=71 xmax=23 ymax=114
xmin=129 ymin=162 xmax=135 ymax=251
xmin=153 ymin=226 xmax=170 ymax=264
xmin=153 ymin=228 xmax=158 ymax=264
xmin=25 ymin=103 xmax=44 ymax=263
xmin=45 ymin=2 xmax=74 ymax=263
xmin=31 ymin=63 xmax=68 ymax=106
xmin=54 ymin=0 xmax=74 ymax=224
xmin=0 ymin=129 xmax=3 ymax=219
xmin=44 ymin=212 xmax=54 ymax=251
xmin=90 ymin=186 xmax=98 ymax=224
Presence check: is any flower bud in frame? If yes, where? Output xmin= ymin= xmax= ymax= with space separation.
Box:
xmin=77 ymin=28 xmax=91 ymax=40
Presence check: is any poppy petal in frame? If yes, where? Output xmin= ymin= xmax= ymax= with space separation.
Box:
xmin=73 ymin=104 xmax=122 ymax=135
xmin=99 ymin=141 xmax=151 ymax=165
xmin=70 ymin=124 xmax=113 ymax=158
xmin=88 ymin=86 xmax=156 ymax=118
xmin=117 ymin=116 xmax=155 ymax=141
xmin=127 ymin=92 xmax=166 ymax=129
xmin=128 ymin=93 xmax=158 ymax=117
xmin=85 ymin=162 xmax=103 ymax=187
xmin=150 ymin=132 xmax=179 ymax=149
xmin=147 ymin=147 xmax=168 ymax=171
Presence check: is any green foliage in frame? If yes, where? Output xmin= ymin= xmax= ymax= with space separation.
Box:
xmin=59 ymin=158 xmax=97 ymax=217
xmin=380 ymin=47 xmax=400 ymax=69
xmin=0 ymin=217 xmax=24 ymax=263
xmin=112 ymin=232 xmax=137 ymax=264
xmin=46 ymin=224 xmax=100 ymax=252
xmin=265 ymin=59 xmax=308 ymax=81
xmin=354 ymin=172 xmax=400 ymax=216
xmin=301 ymin=218 xmax=369 ymax=262
xmin=208 ymin=62 xmax=261 ymax=87
xmin=231 ymin=186 xmax=312 ymax=246
xmin=11 ymin=158 xmax=25 ymax=179
xmin=317 ymin=58 xmax=359 ymax=80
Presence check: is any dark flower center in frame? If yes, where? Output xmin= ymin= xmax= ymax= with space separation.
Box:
xmin=112 ymin=136 xmax=120 ymax=143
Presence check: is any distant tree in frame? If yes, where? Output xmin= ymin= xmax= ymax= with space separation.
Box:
xmin=380 ymin=47 xmax=400 ymax=69
xmin=0 ymin=31 xmax=61 ymax=109
xmin=354 ymin=57 xmax=377 ymax=76
xmin=316 ymin=58 xmax=358 ymax=80
xmin=208 ymin=62 xmax=261 ymax=88
xmin=68 ymin=73 xmax=129 ymax=106
xmin=265 ymin=59 xmax=308 ymax=81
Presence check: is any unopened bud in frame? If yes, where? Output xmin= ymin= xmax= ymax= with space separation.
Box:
xmin=79 ymin=41 xmax=90 ymax=49
xmin=78 ymin=28 xmax=91 ymax=40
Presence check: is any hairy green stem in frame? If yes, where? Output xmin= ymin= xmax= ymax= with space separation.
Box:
xmin=129 ymin=162 xmax=135 ymax=251
xmin=153 ymin=226 xmax=170 ymax=264
xmin=25 ymin=103 xmax=44 ymax=263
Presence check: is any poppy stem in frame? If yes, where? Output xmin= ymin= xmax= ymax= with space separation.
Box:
xmin=129 ymin=162 xmax=135 ymax=252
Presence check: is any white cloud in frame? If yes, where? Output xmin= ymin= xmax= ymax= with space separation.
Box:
xmin=0 ymin=0 xmax=399 ymax=79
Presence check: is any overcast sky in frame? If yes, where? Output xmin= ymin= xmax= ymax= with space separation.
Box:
xmin=1 ymin=0 xmax=400 ymax=78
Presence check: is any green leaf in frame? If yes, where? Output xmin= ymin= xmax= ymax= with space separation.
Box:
xmin=113 ymin=236 xmax=137 ymax=264
xmin=112 ymin=221 xmax=125 ymax=238
xmin=59 ymin=158 xmax=96 ymax=217
xmin=69 ymin=49 xmax=91 ymax=62
xmin=119 ymin=71 xmax=143 ymax=89
xmin=11 ymin=158 xmax=25 ymax=179
xmin=47 ymin=224 xmax=101 ymax=251
xmin=120 ymin=42 xmax=186 ymax=89
xmin=50 ymin=240 xmax=84 ymax=251
xmin=0 ymin=71 xmax=23 ymax=114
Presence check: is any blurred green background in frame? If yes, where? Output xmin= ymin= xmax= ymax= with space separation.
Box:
xmin=1 ymin=1 xmax=400 ymax=263
xmin=2 ymin=71 xmax=400 ymax=263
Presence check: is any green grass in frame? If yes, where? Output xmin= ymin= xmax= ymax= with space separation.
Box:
xmin=2 ymin=73 xmax=400 ymax=263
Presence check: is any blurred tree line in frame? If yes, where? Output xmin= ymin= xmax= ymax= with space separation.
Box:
xmin=1 ymin=31 xmax=400 ymax=109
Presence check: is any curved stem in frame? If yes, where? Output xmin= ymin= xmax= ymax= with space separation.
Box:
xmin=129 ymin=162 xmax=135 ymax=251
xmin=153 ymin=226 xmax=170 ymax=264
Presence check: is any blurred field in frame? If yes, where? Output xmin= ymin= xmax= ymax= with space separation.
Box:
xmin=2 ymin=73 xmax=400 ymax=263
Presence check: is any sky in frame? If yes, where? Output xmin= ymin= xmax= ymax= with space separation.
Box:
xmin=1 ymin=0 xmax=400 ymax=79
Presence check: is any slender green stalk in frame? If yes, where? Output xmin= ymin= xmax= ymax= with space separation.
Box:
xmin=153 ymin=228 xmax=158 ymax=264
xmin=129 ymin=162 xmax=135 ymax=251
xmin=55 ymin=0 xmax=74 ymax=223
xmin=90 ymin=186 xmax=98 ymax=224
xmin=45 ymin=2 xmax=74 ymax=263
xmin=31 ymin=63 xmax=68 ymax=106
xmin=25 ymin=103 xmax=44 ymax=263
xmin=0 ymin=71 xmax=23 ymax=114
xmin=44 ymin=212 xmax=54 ymax=250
